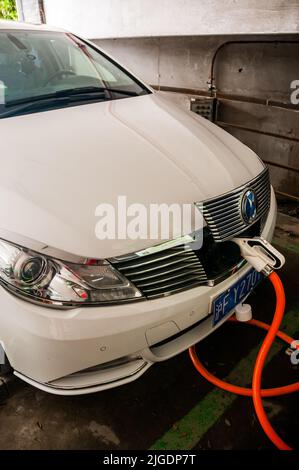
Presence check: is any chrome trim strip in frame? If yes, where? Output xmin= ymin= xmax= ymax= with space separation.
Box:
xmin=15 ymin=360 xmax=149 ymax=392
xmin=46 ymin=362 xmax=149 ymax=390
xmin=118 ymin=250 xmax=197 ymax=270
xmin=129 ymin=261 xmax=204 ymax=281
xmin=0 ymin=228 xmax=88 ymax=264
xmin=115 ymin=241 xmax=208 ymax=299
xmin=110 ymin=230 xmax=205 ymax=263
xmin=138 ymin=269 xmax=207 ymax=287
xmin=0 ymin=279 xmax=144 ymax=309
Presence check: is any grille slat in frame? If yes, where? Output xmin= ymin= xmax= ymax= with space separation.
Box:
xmin=196 ymin=168 xmax=270 ymax=242
xmin=252 ymin=178 xmax=268 ymax=190
xmin=207 ymin=212 xmax=242 ymax=226
xmin=202 ymin=197 xmax=240 ymax=211
xmin=121 ymin=249 xmax=194 ymax=270
xmin=213 ymin=222 xmax=246 ymax=238
xmin=253 ymin=184 xmax=269 ymax=200
xmin=252 ymin=172 xmax=268 ymax=186
xmin=128 ymin=260 xmax=204 ymax=279
xmin=141 ymin=274 xmax=205 ymax=294
xmin=142 ymin=280 xmax=203 ymax=298
xmin=130 ymin=263 xmax=205 ymax=283
xmin=202 ymin=203 xmax=241 ymax=218
xmin=124 ymin=255 xmax=199 ymax=276
xmin=257 ymin=186 xmax=271 ymax=200
xmin=115 ymin=244 xmax=208 ymax=299
xmin=137 ymin=268 xmax=206 ymax=287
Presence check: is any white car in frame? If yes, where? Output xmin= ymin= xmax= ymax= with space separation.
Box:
xmin=0 ymin=21 xmax=276 ymax=395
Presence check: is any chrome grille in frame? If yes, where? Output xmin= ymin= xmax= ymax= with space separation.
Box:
xmin=114 ymin=245 xmax=207 ymax=299
xmin=196 ymin=168 xmax=270 ymax=242
xmin=112 ymin=169 xmax=270 ymax=299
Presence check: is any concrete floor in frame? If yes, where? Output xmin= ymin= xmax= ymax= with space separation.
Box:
xmin=0 ymin=230 xmax=298 ymax=450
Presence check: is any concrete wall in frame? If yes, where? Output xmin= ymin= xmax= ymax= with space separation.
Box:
xmin=42 ymin=0 xmax=299 ymax=38
xmin=95 ymin=35 xmax=299 ymax=198
xmin=95 ymin=35 xmax=298 ymax=101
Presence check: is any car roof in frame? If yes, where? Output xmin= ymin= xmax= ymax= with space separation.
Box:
xmin=0 ymin=19 xmax=65 ymax=32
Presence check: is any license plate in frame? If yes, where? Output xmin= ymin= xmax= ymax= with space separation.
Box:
xmin=212 ymin=268 xmax=263 ymax=326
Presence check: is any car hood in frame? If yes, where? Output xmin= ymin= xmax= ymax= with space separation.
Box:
xmin=0 ymin=93 xmax=264 ymax=258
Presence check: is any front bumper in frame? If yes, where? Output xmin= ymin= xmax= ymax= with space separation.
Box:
xmin=0 ymin=188 xmax=277 ymax=395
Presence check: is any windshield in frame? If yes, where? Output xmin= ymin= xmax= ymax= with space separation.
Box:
xmin=0 ymin=30 xmax=150 ymax=118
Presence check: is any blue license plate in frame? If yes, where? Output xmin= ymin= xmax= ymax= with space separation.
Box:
xmin=212 ymin=268 xmax=263 ymax=326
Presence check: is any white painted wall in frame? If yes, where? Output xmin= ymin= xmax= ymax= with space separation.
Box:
xmin=43 ymin=0 xmax=299 ymax=38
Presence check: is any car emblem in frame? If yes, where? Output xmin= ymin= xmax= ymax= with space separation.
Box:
xmin=241 ymin=189 xmax=257 ymax=224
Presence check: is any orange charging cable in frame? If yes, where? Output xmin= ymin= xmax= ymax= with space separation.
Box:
xmin=189 ymin=272 xmax=299 ymax=450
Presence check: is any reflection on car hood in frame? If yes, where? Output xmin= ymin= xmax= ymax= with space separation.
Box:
xmin=0 ymin=93 xmax=264 ymax=258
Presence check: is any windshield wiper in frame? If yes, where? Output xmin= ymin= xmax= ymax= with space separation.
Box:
xmin=1 ymin=93 xmax=108 ymax=119
xmin=6 ymin=86 xmax=138 ymax=108
xmin=54 ymin=86 xmax=139 ymax=97
xmin=5 ymin=87 xmax=106 ymax=107
xmin=0 ymin=96 xmax=72 ymax=118
xmin=0 ymin=86 xmax=139 ymax=118
xmin=96 ymin=86 xmax=139 ymax=96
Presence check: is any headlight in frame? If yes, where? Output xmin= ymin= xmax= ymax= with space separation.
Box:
xmin=0 ymin=239 xmax=142 ymax=307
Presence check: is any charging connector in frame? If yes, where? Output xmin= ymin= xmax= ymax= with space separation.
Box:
xmin=233 ymin=237 xmax=285 ymax=276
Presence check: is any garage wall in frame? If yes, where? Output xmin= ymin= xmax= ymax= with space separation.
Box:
xmin=42 ymin=0 xmax=299 ymax=38
xmin=94 ymin=36 xmax=297 ymax=100
xmin=95 ymin=35 xmax=299 ymax=198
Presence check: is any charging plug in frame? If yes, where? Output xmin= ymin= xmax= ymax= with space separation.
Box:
xmin=233 ymin=237 xmax=285 ymax=276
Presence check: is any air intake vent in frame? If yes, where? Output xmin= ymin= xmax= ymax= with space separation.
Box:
xmin=115 ymin=245 xmax=207 ymax=299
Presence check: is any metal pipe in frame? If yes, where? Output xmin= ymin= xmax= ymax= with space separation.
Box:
xmin=263 ymin=161 xmax=299 ymax=174
xmin=151 ymin=85 xmax=299 ymax=112
xmin=217 ymin=121 xmax=299 ymax=144
xmin=209 ymin=40 xmax=299 ymax=97
xmin=275 ymin=191 xmax=299 ymax=202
